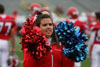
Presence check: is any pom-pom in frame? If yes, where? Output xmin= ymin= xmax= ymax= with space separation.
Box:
xmin=20 ymin=16 xmax=50 ymax=59
xmin=55 ymin=21 xmax=88 ymax=62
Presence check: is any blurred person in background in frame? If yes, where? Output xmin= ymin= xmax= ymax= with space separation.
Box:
xmin=66 ymin=7 xmax=88 ymax=34
xmin=12 ymin=10 xmax=18 ymax=35
xmin=0 ymin=4 xmax=16 ymax=67
xmin=87 ymin=12 xmax=96 ymax=26
xmin=12 ymin=10 xmax=26 ymax=36
xmin=13 ymin=10 xmax=18 ymax=19
xmin=29 ymin=3 xmax=60 ymax=24
xmin=29 ymin=3 xmax=42 ymax=17
xmin=78 ymin=12 xmax=88 ymax=24
xmin=54 ymin=6 xmax=64 ymax=16
xmin=87 ymin=12 xmax=96 ymax=51
xmin=89 ymin=12 xmax=100 ymax=67
xmin=66 ymin=7 xmax=89 ymax=67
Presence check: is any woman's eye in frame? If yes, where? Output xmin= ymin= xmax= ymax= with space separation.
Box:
xmin=43 ymin=24 xmax=47 ymax=26
xmin=49 ymin=24 xmax=53 ymax=26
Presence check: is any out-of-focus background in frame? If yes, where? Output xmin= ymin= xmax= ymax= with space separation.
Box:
xmin=1 ymin=0 xmax=100 ymax=16
xmin=0 ymin=0 xmax=100 ymax=67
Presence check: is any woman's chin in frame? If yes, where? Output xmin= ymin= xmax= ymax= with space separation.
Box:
xmin=46 ymin=35 xmax=51 ymax=38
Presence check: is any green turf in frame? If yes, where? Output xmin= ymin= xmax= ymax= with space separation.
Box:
xmin=81 ymin=56 xmax=91 ymax=67
xmin=9 ymin=36 xmax=91 ymax=67
xmin=9 ymin=36 xmax=23 ymax=67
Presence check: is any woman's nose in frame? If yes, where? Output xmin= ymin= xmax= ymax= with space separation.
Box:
xmin=47 ymin=25 xmax=51 ymax=28
xmin=47 ymin=24 xmax=50 ymax=27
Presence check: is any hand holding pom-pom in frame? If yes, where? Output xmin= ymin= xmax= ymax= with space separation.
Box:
xmin=20 ymin=16 xmax=50 ymax=59
xmin=55 ymin=21 xmax=88 ymax=62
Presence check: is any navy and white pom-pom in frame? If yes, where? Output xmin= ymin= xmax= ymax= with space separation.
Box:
xmin=55 ymin=21 xmax=88 ymax=62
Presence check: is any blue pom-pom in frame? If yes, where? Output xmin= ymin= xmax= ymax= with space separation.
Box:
xmin=55 ymin=21 xmax=88 ymax=62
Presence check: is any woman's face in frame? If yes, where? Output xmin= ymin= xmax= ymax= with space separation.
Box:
xmin=40 ymin=18 xmax=53 ymax=38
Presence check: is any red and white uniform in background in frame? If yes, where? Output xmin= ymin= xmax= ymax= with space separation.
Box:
xmin=0 ymin=15 xmax=16 ymax=40
xmin=88 ymin=22 xmax=96 ymax=50
xmin=89 ymin=22 xmax=100 ymax=67
xmin=0 ymin=14 xmax=16 ymax=67
xmin=66 ymin=19 xmax=88 ymax=32
xmin=8 ymin=55 xmax=20 ymax=67
xmin=29 ymin=3 xmax=42 ymax=17
xmin=87 ymin=12 xmax=96 ymax=26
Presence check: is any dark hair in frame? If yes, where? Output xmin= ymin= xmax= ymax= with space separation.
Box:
xmin=41 ymin=10 xmax=52 ymax=17
xmin=95 ymin=12 xmax=100 ymax=21
xmin=0 ymin=4 xmax=5 ymax=14
xmin=35 ymin=14 xmax=59 ymax=46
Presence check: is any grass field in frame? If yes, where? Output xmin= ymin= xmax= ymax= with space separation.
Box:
xmin=9 ymin=36 xmax=91 ymax=67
